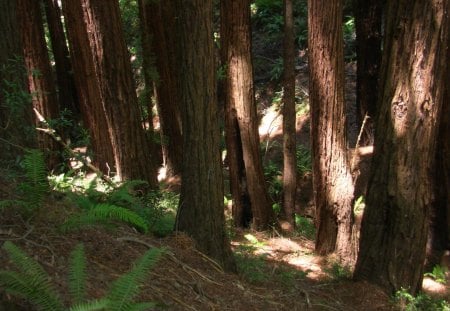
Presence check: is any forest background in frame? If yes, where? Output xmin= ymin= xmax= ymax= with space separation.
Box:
xmin=0 ymin=0 xmax=449 ymax=310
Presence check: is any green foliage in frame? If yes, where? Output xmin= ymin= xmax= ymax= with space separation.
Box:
xmin=234 ymin=246 xmax=270 ymax=284
xmin=0 ymin=241 xmax=64 ymax=311
xmin=296 ymin=144 xmax=312 ymax=175
xmin=424 ymin=265 xmax=447 ymax=284
xmin=263 ymin=160 xmax=283 ymax=212
xmin=343 ymin=16 xmax=356 ymax=61
xmin=62 ymin=203 xmax=149 ymax=233
xmin=325 ymin=261 xmax=352 ymax=280
xmin=0 ymin=241 xmax=164 ymax=311
xmin=394 ymin=288 xmax=450 ymax=311
xmin=295 ymin=214 xmax=315 ymax=240
xmin=18 ymin=149 xmax=49 ymax=210
xmin=353 ymin=195 xmax=365 ymax=215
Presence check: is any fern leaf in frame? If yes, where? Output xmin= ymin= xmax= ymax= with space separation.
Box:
xmin=90 ymin=204 xmax=149 ymax=233
xmin=107 ymin=180 xmax=148 ymax=208
xmin=69 ymin=244 xmax=87 ymax=304
xmin=68 ymin=298 xmax=109 ymax=311
xmin=0 ymin=242 xmax=63 ymax=311
xmin=61 ymin=213 xmax=112 ymax=232
xmin=19 ymin=149 xmax=48 ymax=209
xmin=106 ymin=248 xmax=164 ymax=311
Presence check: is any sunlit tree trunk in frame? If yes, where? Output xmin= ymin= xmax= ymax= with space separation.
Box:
xmin=281 ymin=0 xmax=297 ymax=230
xmin=43 ymin=0 xmax=79 ymax=118
xmin=0 ymin=0 xmax=34 ymax=161
xmin=355 ymin=0 xmax=383 ymax=144
xmin=221 ymin=0 xmax=274 ymax=230
xmin=63 ymin=0 xmax=158 ymax=187
xmin=308 ymin=0 xmax=355 ymax=262
xmin=18 ymin=0 xmax=62 ymax=170
xmin=62 ymin=0 xmax=115 ymax=174
xmin=139 ymin=0 xmax=182 ymax=178
xmin=174 ymin=0 xmax=236 ymax=271
xmin=354 ymin=0 xmax=449 ymax=295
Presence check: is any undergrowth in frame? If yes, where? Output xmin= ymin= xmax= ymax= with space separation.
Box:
xmin=394 ymin=288 xmax=450 ymax=311
xmin=0 ymin=241 xmax=164 ymax=311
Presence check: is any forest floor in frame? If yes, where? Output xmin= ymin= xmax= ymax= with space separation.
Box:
xmin=1 ymin=65 xmax=449 ymax=311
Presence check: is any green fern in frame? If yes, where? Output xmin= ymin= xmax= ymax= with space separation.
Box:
xmin=69 ymin=244 xmax=87 ymax=304
xmin=106 ymin=247 xmax=164 ymax=311
xmin=62 ymin=203 xmax=149 ymax=233
xmin=0 ymin=241 xmax=64 ymax=311
xmin=19 ymin=149 xmax=49 ymax=210
xmin=0 ymin=242 xmax=164 ymax=311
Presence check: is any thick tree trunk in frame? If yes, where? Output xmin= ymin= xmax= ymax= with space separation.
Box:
xmin=62 ymin=0 xmax=116 ymax=174
xmin=354 ymin=0 xmax=449 ymax=295
xmin=355 ymin=0 xmax=383 ymax=144
xmin=0 ymin=0 xmax=34 ymax=161
xmin=221 ymin=0 xmax=274 ymax=230
xmin=174 ymin=0 xmax=235 ymax=271
xmin=139 ymin=0 xmax=183 ymax=178
xmin=17 ymin=0 xmax=61 ymax=170
xmin=281 ymin=0 xmax=297 ymax=230
xmin=308 ymin=0 xmax=355 ymax=262
xmin=43 ymin=0 xmax=79 ymax=118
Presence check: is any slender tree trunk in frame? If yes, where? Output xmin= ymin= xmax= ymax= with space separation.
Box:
xmin=62 ymin=0 xmax=116 ymax=174
xmin=17 ymin=0 xmax=61 ymax=170
xmin=43 ymin=0 xmax=79 ymax=118
xmin=355 ymin=0 xmax=383 ymax=144
xmin=139 ymin=0 xmax=183 ymax=178
xmin=221 ymin=0 xmax=274 ymax=230
xmin=308 ymin=0 xmax=355 ymax=263
xmin=281 ymin=0 xmax=297 ymax=230
xmin=354 ymin=0 xmax=449 ymax=295
xmin=174 ymin=0 xmax=235 ymax=271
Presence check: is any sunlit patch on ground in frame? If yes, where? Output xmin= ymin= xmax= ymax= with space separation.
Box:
xmin=422 ymin=276 xmax=449 ymax=297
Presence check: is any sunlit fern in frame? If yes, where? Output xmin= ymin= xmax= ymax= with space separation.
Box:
xmin=62 ymin=203 xmax=149 ymax=233
xmin=0 ymin=241 xmax=164 ymax=311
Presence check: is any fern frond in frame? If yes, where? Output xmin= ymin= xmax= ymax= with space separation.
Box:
xmin=90 ymin=204 xmax=149 ymax=233
xmin=68 ymin=298 xmax=109 ymax=311
xmin=0 ymin=242 xmax=63 ymax=311
xmin=107 ymin=180 xmax=148 ymax=208
xmin=106 ymin=248 xmax=164 ymax=311
xmin=19 ymin=149 xmax=48 ymax=209
xmin=69 ymin=244 xmax=87 ymax=304
xmin=61 ymin=213 xmax=112 ymax=232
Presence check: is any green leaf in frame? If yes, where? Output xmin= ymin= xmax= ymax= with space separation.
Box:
xmin=69 ymin=244 xmax=87 ymax=304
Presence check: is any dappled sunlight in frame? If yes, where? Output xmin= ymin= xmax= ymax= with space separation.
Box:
xmin=422 ymin=277 xmax=449 ymax=297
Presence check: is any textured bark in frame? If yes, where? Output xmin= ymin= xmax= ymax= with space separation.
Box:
xmin=281 ymin=0 xmax=297 ymax=230
xmin=355 ymin=0 xmax=383 ymax=143
xmin=221 ymin=0 xmax=274 ymax=230
xmin=308 ymin=0 xmax=355 ymax=262
xmin=139 ymin=0 xmax=182 ymax=178
xmin=43 ymin=0 xmax=79 ymax=117
xmin=63 ymin=0 xmax=158 ymax=187
xmin=62 ymin=0 xmax=115 ymax=174
xmin=0 ymin=0 xmax=34 ymax=160
xmin=174 ymin=0 xmax=235 ymax=271
xmin=17 ymin=0 xmax=61 ymax=170
xmin=354 ymin=0 xmax=449 ymax=295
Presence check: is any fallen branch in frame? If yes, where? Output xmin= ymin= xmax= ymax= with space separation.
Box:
xmin=33 ymin=108 xmax=114 ymax=186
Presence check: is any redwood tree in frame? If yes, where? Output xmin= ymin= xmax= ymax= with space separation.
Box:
xmin=63 ymin=0 xmax=158 ymax=187
xmin=281 ymin=0 xmax=297 ymax=230
xmin=221 ymin=0 xmax=274 ymax=230
xmin=354 ymin=0 xmax=449 ymax=294
xmin=308 ymin=0 xmax=355 ymax=261
xmin=174 ymin=0 xmax=235 ymax=271
xmin=18 ymin=0 xmax=61 ymax=170
xmin=139 ymin=0 xmax=182 ymax=178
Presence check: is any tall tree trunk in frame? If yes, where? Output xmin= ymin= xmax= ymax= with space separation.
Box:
xmin=355 ymin=0 xmax=383 ymax=144
xmin=221 ymin=0 xmax=274 ymax=230
xmin=174 ymin=0 xmax=235 ymax=271
xmin=139 ymin=0 xmax=183 ymax=178
xmin=308 ymin=0 xmax=355 ymax=262
xmin=63 ymin=0 xmax=158 ymax=187
xmin=62 ymin=0 xmax=116 ymax=174
xmin=426 ymin=41 xmax=450 ymax=270
xmin=281 ymin=0 xmax=297 ymax=230
xmin=43 ymin=0 xmax=79 ymax=118
xmin=17 ymin=0 xmax=61 ymax=170
xmin=354 ymin=0 xmax=449 ymax=295
xmin=0 ymin=0 xmax=34 ymax=161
